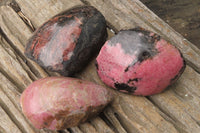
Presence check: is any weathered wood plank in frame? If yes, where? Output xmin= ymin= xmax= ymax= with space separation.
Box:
xmin=79 ymin=61 xmax=200 ymax=133
xmin=0 ymin=67 xmax=58 ymax=133
xmin=0 ymin=87 xmax=56 ymax=132
xmin=77 ymin=25 xmax=200 ymax=133
xmin=0 ymin=106 xmax=21 ymax=133
xmin=15 ymin=0 xmax=83 ymax=27
xmin=111 ymin=95 xmax=177 ymax=133
xmin=9 ymin=0 xmax=198 ymax=131
xmin=103 ymin=107 xmax=127 ymax=133
xmin=0 ymin=0 xmax=200 ymax=133
xmin=149 ymin=66 xmax=200 ymax=133
xmin=83 ymin=0 xmax=200 ymax=73
xmin=90 ymin=117 xmax=115 ymax=133
xmin=0 ymin=5 xmax=48 ymax=79
xmin=0 ymin=35 xmax=32 ymax=92
xmin=79 ymin=123 xmax=98 ymax=133
xmin=0 ymin=1 xmax=115 ymax=133
xmin=0 ymin=73 xmax=36 ymax=133
xmin=0 ymin=69 xmax=22 ymax=112
xmin=77 ymin=1 xmax=200 ymax=132
xmin=78 ymin=59 xmax=179 ymax=133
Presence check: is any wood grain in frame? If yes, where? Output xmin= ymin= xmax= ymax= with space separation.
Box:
xmin=77 ymin=58 xmax=179 ymax=133
xmin=0 ymin=34 xmax=32 ymax=92
xmin=82 ymin=0 xmax=200 ymax=73
xmin=0 ymin=106 xmax=21 ymax=133
xmin=15 ymin=0 xmax=83 ymax=27
xmin=90 ymin=117 xmax=115 ymax=133
xmin=0 ymin=5 xmax=48 ymax=79
xmin=0 ymin=72 xmax=36 ymax=133
xmin=0 ymin=0 xmax=200 ymax=133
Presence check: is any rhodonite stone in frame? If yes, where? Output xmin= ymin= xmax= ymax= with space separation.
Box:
xmin=25 ymin=6 xmax=107 ymax=76
xmin=20 ymin=77 xmax=113 ymax=130
xmin=96 ymin=28 xmax=185 ymax=96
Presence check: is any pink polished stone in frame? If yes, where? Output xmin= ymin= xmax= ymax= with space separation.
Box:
xmin=20 ymin=77 xmax=113 ymax=130
xmin=96 ymin=28 xmax=185 ymax=96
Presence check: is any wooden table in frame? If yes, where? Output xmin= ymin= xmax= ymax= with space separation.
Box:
xmin=0 ymin=0 xmax=200 ymax=133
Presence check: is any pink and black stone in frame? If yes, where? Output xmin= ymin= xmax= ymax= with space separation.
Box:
xmin=25 ymin=6 xmax=107 ymax=76
xmin=96 ymin=28 xmax=186 ymax=96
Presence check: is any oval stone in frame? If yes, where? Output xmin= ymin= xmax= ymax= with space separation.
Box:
xmin=25 ymin=6 xmax=107 ymax=76
xmin=20 ymin=77 xmax=113 ymax=130
xmin=96 ymin=28 xmax=186 ymax=96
